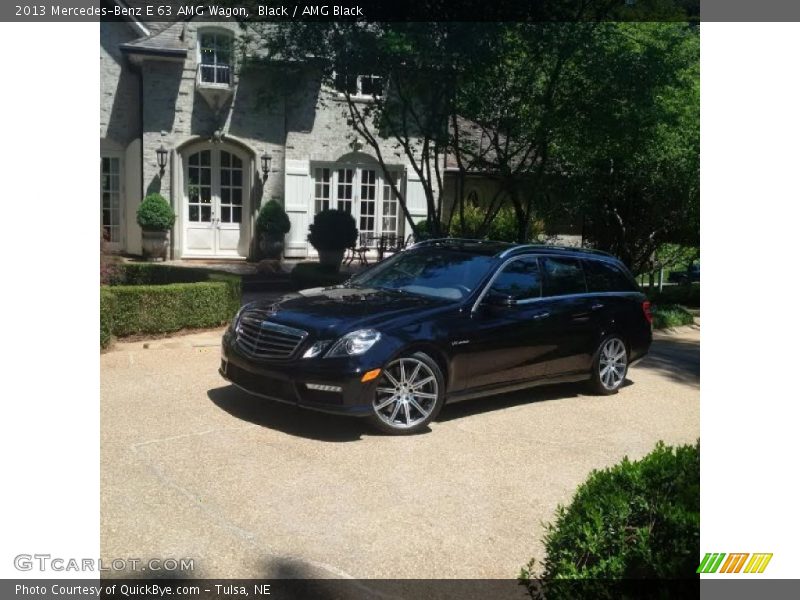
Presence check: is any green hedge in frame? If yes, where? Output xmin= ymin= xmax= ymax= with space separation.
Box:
xmin=100 ymin=263 xmax=241 ymax=346
xmin=100 ymin=288 xmax=115 ymax=349
xmin=290 ymin=262 xmax=350 ymax=289
xmin=520 ymin=441 xmax=699 ymax=596
xmin=652 ymin=304 xmax=695 ymax=330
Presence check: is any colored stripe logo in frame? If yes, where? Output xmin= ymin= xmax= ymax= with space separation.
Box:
xmin=697 ymin=553 xmax=773 ymax=574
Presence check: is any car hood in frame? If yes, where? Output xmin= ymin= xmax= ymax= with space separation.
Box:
xmin=245 ymin=286 xmax=452 ymax=338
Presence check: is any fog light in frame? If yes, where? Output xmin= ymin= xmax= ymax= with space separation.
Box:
xmin=306 ymin=383 xmax=343 ymax=393
xmin=360 ymin=368 xmax=381 ymax=383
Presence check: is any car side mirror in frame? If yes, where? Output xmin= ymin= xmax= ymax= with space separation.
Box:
xmin=485 ymin=292 xmax=518 ymax=309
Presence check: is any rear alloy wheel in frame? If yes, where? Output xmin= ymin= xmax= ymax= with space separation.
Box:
xmin=367 ymin=352 xmax=444 ymax=435
xmin=590 ymin=336 xmax=629 ymax=395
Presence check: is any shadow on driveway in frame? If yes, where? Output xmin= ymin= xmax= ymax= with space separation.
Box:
xmin=638 ymin=333 xmax=700 ymax=386
xmin=207 ymin=385 xmax=368 ymax=442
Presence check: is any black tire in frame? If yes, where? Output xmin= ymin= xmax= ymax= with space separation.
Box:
xmin=588 ymin=335 xmax=629 ymax=395
xmin=366 ymin=351 xmax=445 ymax=435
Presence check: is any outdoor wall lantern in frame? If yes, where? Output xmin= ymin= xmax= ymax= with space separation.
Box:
xmin=156 ymin=144 xmax=168 ymax=175
xmin=261 ymin=153 xmax=272 ymax=181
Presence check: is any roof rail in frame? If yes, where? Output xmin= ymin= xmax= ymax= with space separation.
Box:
xmin=498 ymin=244 xmax=616 ymax=259
xmin=407 ymin=237 xmax=495 ymax=249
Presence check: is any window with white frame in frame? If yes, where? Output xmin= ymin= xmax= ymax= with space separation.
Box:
xmin=314 ymin=167 xmax=331 ymax=213
xmin=101 ymin=157 xmax=121 ymax=244
xmin=199 ymin=31 xmax=232 ymax=85
xmin=311 ymin=166 xmax=403 ymax=244
xmin=381 ymin=172 xmax=401 ymax=238
xmin=333 ymin=73 xmax=384 ymax=98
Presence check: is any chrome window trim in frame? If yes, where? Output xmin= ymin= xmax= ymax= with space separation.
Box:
xmin=471 ymin=254 xmax=641 ymax=314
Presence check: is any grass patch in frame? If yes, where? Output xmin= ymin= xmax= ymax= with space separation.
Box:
xmin=651 ymin=304 xmax=695 ymax=329
xmin=520 ymin=441 xmax=699 ymax=597
xmin=100 ymin=263 xmax=241 ymax=347
xmin=290 ymin=262 xmax=351 ymax=289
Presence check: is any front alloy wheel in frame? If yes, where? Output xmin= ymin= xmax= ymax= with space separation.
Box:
xmin=591 ymin=336 xmax=628 ymax=395
xmin=367 ymin=352 xmax=444 ymax=434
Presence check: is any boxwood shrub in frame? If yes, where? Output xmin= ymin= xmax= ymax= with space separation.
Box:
xmin=100 ymin=263 xmax=241 ymax=346
xmin=520 ymin=441 xmax=699 ymax=598
xmin=100 ymin=288 xmax=115 ymax=349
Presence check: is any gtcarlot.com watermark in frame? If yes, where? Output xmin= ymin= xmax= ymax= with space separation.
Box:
xmin=14 ymin=553 xmax=194 ymax=573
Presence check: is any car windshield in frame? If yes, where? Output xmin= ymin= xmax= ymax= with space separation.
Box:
xmin=350 ymin=248 xmax=496 ymax=301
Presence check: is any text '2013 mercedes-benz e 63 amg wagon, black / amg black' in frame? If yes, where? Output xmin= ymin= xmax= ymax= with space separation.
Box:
xmin=220 ymin=240 xmax=652 ymax=434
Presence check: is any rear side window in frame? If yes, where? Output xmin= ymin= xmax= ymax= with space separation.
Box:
xmin=541 ymin=257 xmax=587 ymax=297
xmin=583 ymin=259 xmax=637 ymax=292
xmin=490 ymin=257 xmax=542 ymax=301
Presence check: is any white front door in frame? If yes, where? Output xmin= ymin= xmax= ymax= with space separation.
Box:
xmin=184 ymin=147 xmax=249 ymax=257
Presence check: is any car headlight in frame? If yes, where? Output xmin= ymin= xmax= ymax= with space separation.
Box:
xmin=325 ymin=329 xmax=381 ymax=357
xmin=302 ymin=340 xmax=332 ymax=358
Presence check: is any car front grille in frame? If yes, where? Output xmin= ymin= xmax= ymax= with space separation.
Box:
xmin=235 ymin=309 xmax=308 ymax=360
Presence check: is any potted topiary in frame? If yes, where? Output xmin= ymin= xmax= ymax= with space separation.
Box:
xmin=308 ymin=209 xmax=358 ymax=271
xmin=137 ymin=193 xmax=175 ymax=260
xmin=256 ymin=199 xmax=291 ymax=259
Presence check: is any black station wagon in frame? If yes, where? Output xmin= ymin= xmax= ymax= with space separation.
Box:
xmin=220 ymin=240 xmax=653 ymax=434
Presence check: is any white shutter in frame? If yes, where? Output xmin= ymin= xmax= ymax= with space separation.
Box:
xmin=404 ymin=165 xmax=428 ymax=229
xmin=284 ymin=159 xmax=311 ymax=258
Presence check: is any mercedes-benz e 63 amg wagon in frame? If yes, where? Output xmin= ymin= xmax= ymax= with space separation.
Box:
xmin=220 ymin=240 xmax=652 ymax=434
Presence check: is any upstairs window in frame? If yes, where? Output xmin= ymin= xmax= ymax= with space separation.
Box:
xmin=199 ymin=32 xmax=232 ymax=85
xmin=333 ymin=73 xmax=384 ymax=98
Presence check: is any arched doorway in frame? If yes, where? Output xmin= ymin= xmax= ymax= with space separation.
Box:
xmin=181 ymin=142 xmax=251 ymax=258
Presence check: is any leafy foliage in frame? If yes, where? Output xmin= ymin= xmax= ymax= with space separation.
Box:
xmin=136 ymin=194 xmax=176 ymax=232
xmin=100 ymin=288 xmax=115 ymax=348
xmin=308 ymin=209 xmax=358 ymax=251
xmin=651 ymin=304 xmax=695 ymax=329
xmin=519 ymin=441 xmax=699 ymax=598
xmin=648 ymin=284 xmax=699 ymax=308
xmin=256 ymin=199 xmax=291 ymax=236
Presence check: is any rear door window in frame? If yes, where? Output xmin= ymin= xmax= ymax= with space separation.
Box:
xmin=541 ymin=257 xmax=587 ymax=297
xmin=490 ymin=257 xmax=542 ymax=301
xmin=583 ymin=259 xmax=637 ymax=292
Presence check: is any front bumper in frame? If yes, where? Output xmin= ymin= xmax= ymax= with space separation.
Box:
xmin=219 ymin=328 xmax=381 ymax=416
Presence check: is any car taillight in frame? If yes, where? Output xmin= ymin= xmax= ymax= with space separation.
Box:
xmin=642 ymin=300 xmax=653 ymax=324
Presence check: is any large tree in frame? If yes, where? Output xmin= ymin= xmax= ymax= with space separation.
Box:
xmin=242 ymin=22 xmax=505 ymax=237
xmin=552 ymin=23 xmax=700 ymax=273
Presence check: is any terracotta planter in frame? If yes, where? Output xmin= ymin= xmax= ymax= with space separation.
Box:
xmin=318 ymin=248 xmax=345 ymax=271
xmin=141 ymin=230 xmax=169 ymax=261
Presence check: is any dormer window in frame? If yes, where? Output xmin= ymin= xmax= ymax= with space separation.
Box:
xmin=333 ymin=73 xmax=384 ymax=98
xmin=199 ymin=32 xmax=232 ymax=86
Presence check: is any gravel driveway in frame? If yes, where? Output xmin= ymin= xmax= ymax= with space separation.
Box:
xmin=101 ymin=326 xmax=699 ymax=581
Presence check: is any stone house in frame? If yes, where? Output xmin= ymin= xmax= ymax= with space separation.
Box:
xmin=101 ymin=10 xmax=436 ymax=260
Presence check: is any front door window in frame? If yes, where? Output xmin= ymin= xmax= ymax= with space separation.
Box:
xmin=187 ymin=150 xmax=212 ymax=223
xmin=184 ymin=147 xmax=248 ymax=257
xmin=219 ymin=151 xmax=243 ymax=224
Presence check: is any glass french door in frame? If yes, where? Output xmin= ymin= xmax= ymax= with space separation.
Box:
xmin=312 ymin=165 xmax=401 ymax=247
xmin=184 ymin=147 xmax=248 ymax=257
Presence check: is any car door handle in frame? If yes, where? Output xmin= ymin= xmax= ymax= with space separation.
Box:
xmin=591 ymin=302 xmax=604 ymax=311
xmin=533 ymin=311 xmax=550 ymax=320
